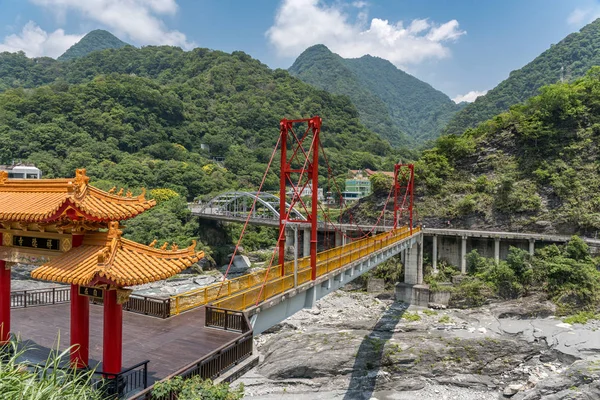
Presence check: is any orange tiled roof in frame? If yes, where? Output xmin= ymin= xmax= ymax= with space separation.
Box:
xmin=348 ymin=169 xmax=395 ymax=178
xmin=0 ymin=169 xmax=156 ymax=223
xmin=365 ymin=169 xmax=395 ymax=178
xmin=31 ymin=223 xmax=203 ymax=286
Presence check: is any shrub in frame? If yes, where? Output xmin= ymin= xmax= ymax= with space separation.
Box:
xmin=450 ymin=277 xmax=492 ymax=308
xmin=478 ymin=262 xmax=523 ymax=299
xmin=563 ymin=311 xmax=600 ymax=325
xmin=149 ymin=188 xmax=180 ymax=204
xmin=533 ymin=237 xmax=600 ymax=314
xmin=466 ymin=250 xmax=491 ymax=275
xmin=0 ymin=342 xmax=101 ymax=400
xmin=402 ymin=312 xmax=422 ymax=322
xmin=152 ymin=376 xmax=243 ymax=400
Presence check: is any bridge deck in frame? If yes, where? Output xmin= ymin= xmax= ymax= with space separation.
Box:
xmin=12 ymin=304 xmax=238 ymax=384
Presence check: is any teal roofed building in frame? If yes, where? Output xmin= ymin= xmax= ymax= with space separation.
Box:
xmin=343 ymin=169 xmax=394 ymax=202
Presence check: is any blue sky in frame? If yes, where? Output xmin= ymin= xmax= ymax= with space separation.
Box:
xmin=0 ymin=0 xmax=598 ymax=102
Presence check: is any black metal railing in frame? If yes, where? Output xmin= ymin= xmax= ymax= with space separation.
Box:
xmin=94 ymin=360 xmax=149 ymax=398
xmin=125 ymin=295 xmax=171 ymax=319
xmin=26 ymin=359 xmax=149 ymax=399
xmin=11 ymin=287 xmax=70 ymax=308
xmin=11 ymin=285 xmax=171 ymax=319
xmin=128 ymin=307 xmax=253 ymax=400
xmin=205 ymin=306 xmax=250 ymax=333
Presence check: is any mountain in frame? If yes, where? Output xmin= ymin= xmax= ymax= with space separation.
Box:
xmin=58 ymin=30 xmax=130 ymax=61
xmin=445 ymin=19 xmax=600 ymax=135
xmin=289 ymin=45 xmax=463 ymax=146
xmin=0 ymin=45 xmax=398 ymax=200
xmin=348 ymin=67 xmax=600 ymax=236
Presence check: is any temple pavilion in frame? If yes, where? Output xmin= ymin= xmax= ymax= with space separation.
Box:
xmin=0 ymin=169 xmax=203 ymax=379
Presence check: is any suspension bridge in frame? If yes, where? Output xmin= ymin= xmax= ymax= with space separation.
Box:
xmin=12 ymin=116 xmax=423 ymax=399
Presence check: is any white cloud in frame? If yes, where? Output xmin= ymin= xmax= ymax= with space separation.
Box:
xmin=266 ymin=0 xmax=465 ymax=67
xmin=352 ymin=1 xmax=368 ymax=8
xmin=0 ymin=21 xmax=82 ymax=58
xmin=452 ymin=90 xmax=487 ymax=103
xmin=567 ymin=5 xmax=600 ymax=26
xmin=30 ymin=0 xmax=193 ymax=49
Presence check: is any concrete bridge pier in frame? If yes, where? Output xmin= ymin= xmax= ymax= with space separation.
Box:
xmin=396 ymin=234 xmax=427 ymax=305
xmin=494 ymin=238 xmax=500 ymax=263
xmin=303 ymin=228 xmax=310 ymax=257
xmin=404 ymin=237 xmax=423 ymax=285
xmin=461 ymin=236 xmax=467 ymax=274
xmin=529 ymin=239 xmax=535 ymax=256
xmin=285 ymin=227 xmax=295 ymax=258
xmin=335 ymin=231 xmax=343 ymax=247
xmin=432 ymin=235 xmax=438 ymax=273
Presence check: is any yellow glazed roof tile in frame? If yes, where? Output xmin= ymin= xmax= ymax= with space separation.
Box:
xmin=0 ymin=169 xmax=156 ymax=223
xmin=31 ymin=223 xmax=203 ymax=287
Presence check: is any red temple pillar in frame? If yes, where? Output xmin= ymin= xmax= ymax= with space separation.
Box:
xmin=70 ymin=284 xmax=89 ymax=368
xmin=0 ymin=232 xmax=9 ymax=345
xmin=102 ymin=289 xmax=122 ymax=375
xmin=70 ymin=234 xmax=88 ymax=368
xmin=0 ymin=258 xmax=10 ymax=345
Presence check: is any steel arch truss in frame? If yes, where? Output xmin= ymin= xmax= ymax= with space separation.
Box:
xmin=199 ymin=191 xmax=307 ymax=221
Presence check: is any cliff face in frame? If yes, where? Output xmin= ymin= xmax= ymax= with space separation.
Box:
xmin=345 ymin=69 xmax=600 ymax=236
xmin=446 ymin=18 xmax=600 ymax=136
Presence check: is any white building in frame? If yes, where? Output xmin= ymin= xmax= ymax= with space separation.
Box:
xmin=0 ymin=164 xmax=42 ymax=179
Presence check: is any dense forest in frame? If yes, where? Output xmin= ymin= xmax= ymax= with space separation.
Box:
xmin=58 ymin=30 xmax=129 ymax=61
xmin=289 ymin=44 xmax=462 ymax=145
xmin=350 ymin=68 xmax=600 ymax=236
xmin=445 ymin=18 xmax=600 ymax=135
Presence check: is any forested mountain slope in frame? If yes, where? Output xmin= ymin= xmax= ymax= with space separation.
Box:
xmin=288 ymin=45 xmax=410 ymax=146
xmin=0 ymin=45 xmax=398 ymax=198
xmin=445 ymin=19 xmax=600 ymax=135
xmin=289 ymin=44 xmax=462 ymax=146
xmin=348 ymin=68 xmax=600 ymax=236
xmin=58 ymin=30 xmax=130 ymax=61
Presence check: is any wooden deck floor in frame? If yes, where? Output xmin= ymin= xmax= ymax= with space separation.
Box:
xmin=12 ymin=304 xmax=240 ymax=384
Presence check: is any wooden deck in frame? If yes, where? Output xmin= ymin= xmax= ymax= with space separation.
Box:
xmin=12 ymin=304 xmax=240 ymax=384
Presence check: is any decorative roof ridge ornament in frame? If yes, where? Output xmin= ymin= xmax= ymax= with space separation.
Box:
xmin=122 ymin=237 xmax=198 ymax=257
xmin=0 ymin=171 xmax=7 ymax=185
xmin=97 ymin=223 xmax=122 ymax=268
xmin=56 ymin=219 xmax=105 ymax=234
xmin=85 ymin=185 xmax=155 ymax=205
xmin=73 ymin=169 xmax=90 ymax=200
xmin=106 ymin=221 xmax=123 ymax=239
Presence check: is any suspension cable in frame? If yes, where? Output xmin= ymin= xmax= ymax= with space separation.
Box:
xmin=216 ymin=135 xmax=282 ymax=297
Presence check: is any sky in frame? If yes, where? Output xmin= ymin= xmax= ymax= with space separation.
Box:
xmin=0 ymin=0 xmax=598 ymax=102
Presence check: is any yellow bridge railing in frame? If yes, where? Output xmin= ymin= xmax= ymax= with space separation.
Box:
xmin=170 ymin=226 xmax=419 ymax=315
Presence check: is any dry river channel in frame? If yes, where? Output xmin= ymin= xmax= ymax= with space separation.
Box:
xmin=238 ymin=290 xmax=600 ymax=400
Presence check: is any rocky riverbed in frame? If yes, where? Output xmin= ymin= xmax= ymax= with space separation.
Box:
xmin=239 ymin=291 xmax=600 ymax=399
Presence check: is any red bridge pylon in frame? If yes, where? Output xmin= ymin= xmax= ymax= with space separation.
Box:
xmin=394 ymin=163 xmax=414 ymax=233
xmin=278 ymin=116 xmax=322 ymax=280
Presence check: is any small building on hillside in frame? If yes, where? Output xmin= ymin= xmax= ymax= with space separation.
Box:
xmin=343 ymin=169 xmax=394 ymax=202
xmin=0 ymin=163 xmax=42 ymax=179
xmin=287 ymin=183 xmax=324 ymax=202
